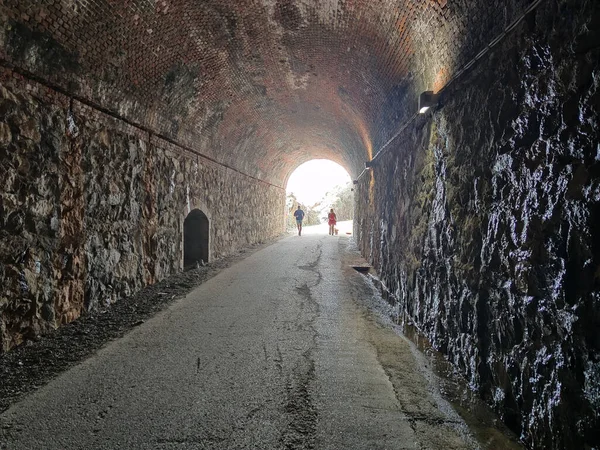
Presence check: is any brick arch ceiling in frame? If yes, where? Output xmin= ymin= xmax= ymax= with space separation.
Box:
xmin=1 ymin=0 xmax=524 ymax=186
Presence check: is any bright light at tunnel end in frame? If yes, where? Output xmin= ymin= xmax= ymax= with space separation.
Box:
xmin=286 ymin=160 xmax=351 ymax=206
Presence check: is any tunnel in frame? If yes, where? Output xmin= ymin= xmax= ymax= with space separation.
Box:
xmin=183 ymin=209 xmax=209 ymax=268
xmin=0 ymin=0 xmax=598 ymax=448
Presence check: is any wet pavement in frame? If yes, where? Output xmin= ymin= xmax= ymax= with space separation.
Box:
xmin=0 ymin=228 xmax=521 ymax=449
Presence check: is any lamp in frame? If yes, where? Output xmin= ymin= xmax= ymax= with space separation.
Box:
xmin=418 ymin=91 xmax=439 ymax=114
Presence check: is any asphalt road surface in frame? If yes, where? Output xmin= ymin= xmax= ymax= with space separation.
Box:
xmin=0 ymin=231 xmax=510 ymax=449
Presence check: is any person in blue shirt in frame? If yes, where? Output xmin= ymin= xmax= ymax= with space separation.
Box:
xmin=293 ymin=205 xmax=305 ymax=236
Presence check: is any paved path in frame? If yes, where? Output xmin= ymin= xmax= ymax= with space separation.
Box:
xmin=1 ymin=232 xmax=491 ymax=449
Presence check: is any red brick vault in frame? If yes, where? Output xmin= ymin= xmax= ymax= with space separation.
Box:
xmin=3 ymin=1 xmax=599 ymax=449
xmin=0 ymin=0 xmax=528 ymax=184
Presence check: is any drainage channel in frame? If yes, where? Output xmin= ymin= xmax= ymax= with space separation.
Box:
xmin=351 ymin=266 xmax=523 ymax=449
xmin=351 ymin=265 xmax=371 ymax=273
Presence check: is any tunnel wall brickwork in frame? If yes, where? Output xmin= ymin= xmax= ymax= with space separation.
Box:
xmin=0 ymin=69 xmax=285 ymax=353
xmin=0 ymin=0 xmax=539 ymax=183
xmin=355 ymin=2 xmax=600 ymax=448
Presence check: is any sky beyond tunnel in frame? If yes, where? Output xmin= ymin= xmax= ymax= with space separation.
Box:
xmin=286 ymin=160 xmax=351 ymax=206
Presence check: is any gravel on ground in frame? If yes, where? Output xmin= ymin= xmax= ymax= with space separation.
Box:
xmin=0 ymin=238 xmax=281 ymax=413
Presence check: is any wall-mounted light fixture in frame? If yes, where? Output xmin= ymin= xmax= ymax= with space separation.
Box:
xmin=365 ymin=160 xmax=373 ymax=169
xmin=418 ymin=91 xmax=439 ymax=114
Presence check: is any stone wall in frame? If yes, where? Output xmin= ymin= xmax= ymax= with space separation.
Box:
xmin=0 ymin=69 xmax=285 ymax=352
xmin=355 ymin=1 xmax=600 ymax=448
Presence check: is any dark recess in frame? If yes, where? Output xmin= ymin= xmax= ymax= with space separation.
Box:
xmin=184 ymin=209 xmax=209 ymax=268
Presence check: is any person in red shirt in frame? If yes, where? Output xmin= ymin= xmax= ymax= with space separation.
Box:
xmin=328 ymin=208 xmax=337 ymax=235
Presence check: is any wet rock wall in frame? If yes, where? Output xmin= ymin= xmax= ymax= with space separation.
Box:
xmin=0 ymin=69 xmax=285 ymax=352
xmin=355 ymin=1 xmax=600 ymax=448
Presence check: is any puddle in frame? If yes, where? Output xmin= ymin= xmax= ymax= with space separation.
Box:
xmin=343 ymin=239 xmax=522 ymax=448
xmin=366 ymin=274 xmax=523 ymax=449
xmin=398 ymin=322 xmax=523 ymax=449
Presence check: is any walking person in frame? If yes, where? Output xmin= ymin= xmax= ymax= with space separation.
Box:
xmin=293 ymin=205 xmax=305 ymax=236
xmin=328 ymin=208 xmax=337 ymax=235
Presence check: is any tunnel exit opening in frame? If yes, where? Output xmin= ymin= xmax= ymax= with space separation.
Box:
xmin=285 ymin=159 xmax=353 ymax=231
xmin=183 ymin=209 xmax=209 ymax=268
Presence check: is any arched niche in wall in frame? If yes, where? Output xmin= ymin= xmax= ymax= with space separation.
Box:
xmin=183 ymin=209 xmax=209 ymax=268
